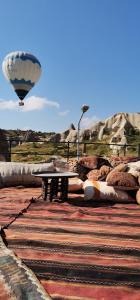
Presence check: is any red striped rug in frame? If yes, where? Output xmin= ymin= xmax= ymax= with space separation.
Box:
xmin=2 ymin=187 xmax=140 ymax=300
xmin=0 ymin=187 xmax=41 ymax=227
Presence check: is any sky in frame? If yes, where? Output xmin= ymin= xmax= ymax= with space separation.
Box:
xmin=0 ymin=0 xmax=140 ymax=133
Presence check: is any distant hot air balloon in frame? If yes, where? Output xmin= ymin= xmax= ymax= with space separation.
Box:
xmin=2 ymin=51 xmax=41 ymax=106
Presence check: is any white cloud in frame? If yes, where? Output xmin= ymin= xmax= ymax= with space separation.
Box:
xmin=0 ymin=99 xmax=18 ymax=110
xmin=22 ymin=96 xmax=60 ymax=111
xmin=80 ymin=115 xmax=100 ymax=128
xmin=58 ymin=110 xmax=70 ymax=116
xmin=0 ymin=96 xmax=60 ymax=112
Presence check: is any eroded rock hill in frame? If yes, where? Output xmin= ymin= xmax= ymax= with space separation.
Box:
xmin=48 ymin=112 xmax=140 ymax=145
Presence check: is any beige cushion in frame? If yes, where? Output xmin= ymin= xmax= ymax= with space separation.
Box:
xmin=0 ymin=162 xmax=55 ymax=187
xmin=83 ymin=180 xmax=134 ymax=202
xmin=112 ymin=163 xmax=128 ymax=172
xmin=127 ymin=161 xmax=140 ymax=172
xmin=68 ymin=178 xmax=83 ymax=192
xmin=136 ymin=189 xmax=140 ymax=204
xmin=127 ymin=161 xmax=140 ymax=179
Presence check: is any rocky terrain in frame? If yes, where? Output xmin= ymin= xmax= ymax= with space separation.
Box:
xmin=49 ymin=113 xmax=140 ymax=155
xmin=61 ymin=112 xmax=140 ymax=143
xmin=0 ymin=112 xmax=140 ymax=160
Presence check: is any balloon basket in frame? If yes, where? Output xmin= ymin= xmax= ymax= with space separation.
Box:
xmin=19 ymin=101 xmax=24 ymax=106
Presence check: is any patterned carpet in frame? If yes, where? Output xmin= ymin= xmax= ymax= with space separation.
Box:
xmin=0 ymin=187 xmax=41 ymax=228
xmin=1 ymin=187 xmax=140 ymax=299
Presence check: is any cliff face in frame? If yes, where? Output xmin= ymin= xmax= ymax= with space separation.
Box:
xmin=92 ymin=112 xmax=140 ymax=142
xmin=60 ymin=112 xmax=140 ymax=144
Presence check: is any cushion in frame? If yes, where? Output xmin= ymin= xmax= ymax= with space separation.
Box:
xmin=106 ymin=171 xmax=138 ymax=188
xmin=87 ymin=166 xmax=112 ymax=181
xmin=87 ymin=169 xmax=103 ymax=181
xmin=0 ymin=162 xmax=55 ymax=187
xmin=127 ymin=161 xmax=140 ymax=172
xmin=83 ymin=180 xmax=135 ymax=202
xmin=79 ymin=155 xmax=110 ymax=170
xmin=99 ymin=165 xmax=112 ymax=177
xmin=67 ymin=159 xmax=78 ymax=172
xmin=54 ymin=159 xmax=69 ymax=172
xmin=128 ymin=170 xmax=140 ymax=178
xmin=79 ymin=156 xmax=99 ymax=170
xmin=108 ymin=156 xmax=139 ymax=167
xmin=136 ymin=189 xmax=140 ymax=204
xmin=74 ymin=162 xmax=90 ymax=181
xmin=127 ymin=161 xmax=140 ymax=179
xmin=111 ymin=163 xmax=128 ymax=173
xmin=68 ymin=178 xmax=83 ymax=192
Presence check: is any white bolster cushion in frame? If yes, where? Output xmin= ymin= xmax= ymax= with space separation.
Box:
xmin=0 ymin=162 xmax=55 ymax=187
xmin=83 ymin=180 xmax=135 ymax=202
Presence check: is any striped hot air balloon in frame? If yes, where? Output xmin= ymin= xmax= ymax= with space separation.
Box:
xmin=2 ymin=51 xmax=41 ymax=106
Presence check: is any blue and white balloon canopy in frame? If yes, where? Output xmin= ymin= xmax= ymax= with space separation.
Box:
xmin=2 ymin=51 xmax=42 ymax=106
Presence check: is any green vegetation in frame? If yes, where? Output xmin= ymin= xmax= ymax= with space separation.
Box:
xmin=85 ymin=143 xmax=112 ymax=157
xmin=11 ymin=142 xmax=70 ymax=162
xmin=4 ymin=127 xmax=140 ymax=162
xmin=126 ymin=130 xmax=140 ymax=144
xmin=11 ymin=138 xmax=139 ymax=163
xmin=125 ymin=131 xmax=140 ymax=156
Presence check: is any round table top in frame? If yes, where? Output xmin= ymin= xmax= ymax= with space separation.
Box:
xmin=32 ymin=171 xmax=79 ymax=178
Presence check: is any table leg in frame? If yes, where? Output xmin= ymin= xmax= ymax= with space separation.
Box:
xmin=42 ymin=178 xmax=49 ymax=201
xmin=50 ymin=178 xmax=59 ymax=201
xmin=60 ymin=177 xmax=68 ymax=201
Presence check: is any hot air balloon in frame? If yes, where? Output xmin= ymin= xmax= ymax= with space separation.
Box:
xmin=2 ymin=51 xmax=41 ymax=106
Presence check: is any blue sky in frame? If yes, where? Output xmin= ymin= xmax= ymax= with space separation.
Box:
xmin=0 ymin=0 xmax=140 ymax=132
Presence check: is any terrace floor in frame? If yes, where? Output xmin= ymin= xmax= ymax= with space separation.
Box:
xmin=1 ymin=186 xmax=140 ymax=300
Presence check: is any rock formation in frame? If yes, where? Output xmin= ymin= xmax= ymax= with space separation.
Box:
xmin=59 ymin=112 xmax=140 ymax=146
xmin=1 ymin=113 xmax=140 ymax=154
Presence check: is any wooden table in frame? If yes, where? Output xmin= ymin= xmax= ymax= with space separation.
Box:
xmin=32 ymin=172 xmax=78 ymax=201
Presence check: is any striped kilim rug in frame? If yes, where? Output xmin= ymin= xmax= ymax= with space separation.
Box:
xmin=0 ymin=187 xmax=41 ymax=228
xmin=2 ymin=187 xmax=140 ymax=300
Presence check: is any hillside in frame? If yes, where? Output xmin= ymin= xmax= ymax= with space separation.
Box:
xmin=0 ymin=112 xmax=140 ymax=161
xmin=54 ymin=112 xmax=140 ymax=145
xmin=1 ymin=112 xmax=140 ymax=145
xmin=47 ymin=112 xmax=140 ymax=156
